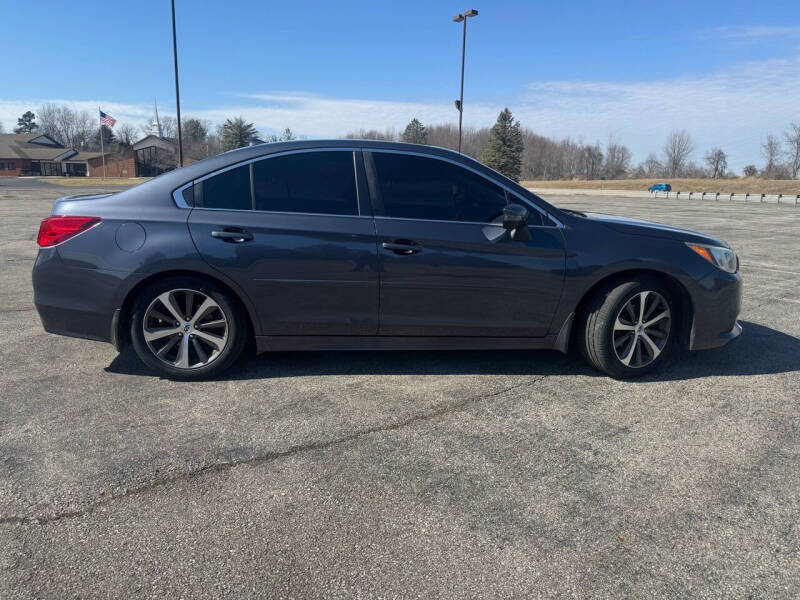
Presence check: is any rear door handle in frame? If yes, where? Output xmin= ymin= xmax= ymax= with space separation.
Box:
xmin=381 ymin=240 xmax=421 ymax=255
xmin=211 ymin=229 xmax=254 ymax=243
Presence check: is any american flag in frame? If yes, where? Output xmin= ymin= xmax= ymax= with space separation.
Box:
xmin=99 ymin=110 xmax=116 ymax=128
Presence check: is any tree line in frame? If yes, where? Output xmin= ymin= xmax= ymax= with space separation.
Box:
xmin=8 ymin=104 xmax=800 ymax=182
xmin=8 ymin=105 xmax=294 ymax=160
xmin=348 ymin=111 xmax=800 ymax=182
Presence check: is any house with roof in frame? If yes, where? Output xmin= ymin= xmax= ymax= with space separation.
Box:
xmin=3 ymin=102 xmax=205 ymax=178
xmin=0 ymin=133 xmax=103 ymax=177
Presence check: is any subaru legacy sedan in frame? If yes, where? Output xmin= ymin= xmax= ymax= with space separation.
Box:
xmin=33 ymin=140 xmax=741 ymax=379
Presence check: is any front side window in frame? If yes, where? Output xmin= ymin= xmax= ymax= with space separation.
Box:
xmin=253 ymin=151 xmax=357 ymax=216
xmin=371 ymin=153 xmax=513 ymax=223
xmin=197 ymin=164 xmax=251 ymax=210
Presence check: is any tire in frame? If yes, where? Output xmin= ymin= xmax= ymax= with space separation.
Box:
xmin=578 ymin=277 xmax=677 ymax=378
xmin=129 ymin=276 xmax=248 ymax=380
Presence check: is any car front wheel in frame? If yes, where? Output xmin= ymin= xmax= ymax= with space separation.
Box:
xmin=579 ymin=278 xmax=676 ymax=378
xmin=129 ymin=276 xmax=247 ymax=380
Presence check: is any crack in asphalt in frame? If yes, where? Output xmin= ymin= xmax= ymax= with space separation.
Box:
xmin=0 ymin=374 xmax=550 ymax=527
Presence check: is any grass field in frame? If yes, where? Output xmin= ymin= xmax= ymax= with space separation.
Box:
xmin=522 ymin=178 xmax=800 ymax=195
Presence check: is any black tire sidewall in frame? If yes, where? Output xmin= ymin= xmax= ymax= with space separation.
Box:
xmin=580 ymin=278 xmax=677 ymax=378
xmin=130 ymin=276 xmax=247 ymax=380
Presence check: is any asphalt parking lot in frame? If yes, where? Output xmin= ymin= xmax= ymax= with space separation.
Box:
xmin=1 ymin=178 xmax=799 ymax=598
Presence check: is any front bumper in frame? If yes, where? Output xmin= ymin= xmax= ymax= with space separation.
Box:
xmin=688 ymin=268 xmax=742 ymax=351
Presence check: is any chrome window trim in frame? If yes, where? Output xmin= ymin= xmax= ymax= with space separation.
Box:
xmin=364 ymin=147 xmax=563 ymax=228
xmin=180 ymin=205 xmax=372 ymax=219
xmin=372 ymin=215 xmax=559 ymax=229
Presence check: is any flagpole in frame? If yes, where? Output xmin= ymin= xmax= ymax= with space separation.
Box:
xmin=171 ymin=0 xmax=184 ymax=167
xmin=99 ymin=108 xmax=106 ymax=179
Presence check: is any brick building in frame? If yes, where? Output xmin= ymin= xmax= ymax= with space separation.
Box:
xmin=0 ymin=133 xmax=102 ymax=177
xmin=3 ymin=103 xmax=200 ymax=178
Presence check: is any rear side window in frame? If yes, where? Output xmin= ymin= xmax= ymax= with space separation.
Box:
xmin=370 ymin=153 xmax=512 ymax=223
xmin=197 ymin=165 xmax=251 ymax=210
xmin=253 ymin=151 xmax=357 ymax=215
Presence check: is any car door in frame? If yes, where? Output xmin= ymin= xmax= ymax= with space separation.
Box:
xmin=187 ymin=149 xmax=379 ymax=335
xmin=364 ymin=150 xmax=565 ymax=337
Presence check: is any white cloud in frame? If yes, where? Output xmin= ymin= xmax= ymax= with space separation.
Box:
xmin=699 ymin=25 xmax=800 ymax=42
xmin=512 ymin=55 xmax=800 ymax=170
xmin=2 ymin=54 xmax=799 ymax=170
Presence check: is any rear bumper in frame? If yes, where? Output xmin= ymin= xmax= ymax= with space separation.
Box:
xmin=688 ymin=268 xmax=742 ymax=351
xmin=32 ymin=248 xmax=129 ymax=344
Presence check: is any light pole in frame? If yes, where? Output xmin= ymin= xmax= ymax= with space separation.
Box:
xmin=453 ymin=9 xmax=478 ymax=154
xmin=171 ymin=0 xmax=184 ymax=167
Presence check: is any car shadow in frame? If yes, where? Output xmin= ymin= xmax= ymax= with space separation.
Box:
xmin=105 ymin=321 xmax=798 ymax=382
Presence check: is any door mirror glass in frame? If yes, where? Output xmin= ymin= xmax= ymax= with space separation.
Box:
xmin=502 ymin=203 xmax=529 ymax=230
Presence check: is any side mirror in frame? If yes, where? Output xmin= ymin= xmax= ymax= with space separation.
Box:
xmin=502 ymin=203 xmax=529 ymax=230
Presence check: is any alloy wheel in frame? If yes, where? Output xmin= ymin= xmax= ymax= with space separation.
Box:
xmin=612 ymin=291 xmax=671 ymax=368
xmin=142 ymin=288 xmax=229 ymax=369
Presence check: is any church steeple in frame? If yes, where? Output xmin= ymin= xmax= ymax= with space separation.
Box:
xmin=150 ymin=99 xmax=162 ymax=137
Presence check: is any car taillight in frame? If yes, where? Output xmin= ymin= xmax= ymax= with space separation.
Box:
xmin=37 ymin=215 xmax=101 ymax=247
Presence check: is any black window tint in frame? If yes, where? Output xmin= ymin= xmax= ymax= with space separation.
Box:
xmin=372 ymin=153 xmax=508 ymax=223
xmin=198 ymin=165 xmax=251 ymax=210
xmin=253 ymin=151 xmax=357 ymax=215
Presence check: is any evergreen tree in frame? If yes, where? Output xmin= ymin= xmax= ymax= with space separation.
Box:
xmin=182 ymin=118 xmax=209 ymax=143
xmin=480 ymin=108 xmax=523 ymax=181
xmin=15 ymin=110 xmax=39 ymax=134
xmin=401 ymin=118 xmax=427 ymax=144
xmin=219 ymin=116 xmax=258 ymax=151
xmin=91 ymin=125 xmax=115 ymax=150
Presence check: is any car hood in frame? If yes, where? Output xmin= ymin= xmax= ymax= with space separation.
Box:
xmin=582 ymin=212 xmax=728 ymax=247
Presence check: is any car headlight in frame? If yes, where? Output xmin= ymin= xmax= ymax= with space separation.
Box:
xmin=686 ymin=242 xmax=738 ymax=273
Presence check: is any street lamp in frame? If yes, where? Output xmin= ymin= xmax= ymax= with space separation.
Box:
xmin=453 ymin=9 xmax=478 ymax=154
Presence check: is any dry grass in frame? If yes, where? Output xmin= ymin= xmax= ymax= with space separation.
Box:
xmin=522 ymin=178 xmax=800 ymax=195
xmin=32 ymin=177 xmax=151 ymax=187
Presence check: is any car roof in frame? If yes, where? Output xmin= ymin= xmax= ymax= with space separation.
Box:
xmin=120 ymin=139 xmax=561 ymax=218
xmin=138 ymin=140 xmax=490 ymax=191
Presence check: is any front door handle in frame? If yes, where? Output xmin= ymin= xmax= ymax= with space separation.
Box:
xmin=211 ymin=229 xmax=254 ymax=243
xmin=382 ymin=240 xmax=421 ymax=255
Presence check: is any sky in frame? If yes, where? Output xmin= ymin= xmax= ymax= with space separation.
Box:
xmin=1 ymin=0 xmax=799 ymax=171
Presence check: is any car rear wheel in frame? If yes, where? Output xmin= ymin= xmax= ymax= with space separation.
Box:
xmin=578 ymin=278 xmax=676 ymax=378
xmin=130 ymin=276 xmax=247 ymax=380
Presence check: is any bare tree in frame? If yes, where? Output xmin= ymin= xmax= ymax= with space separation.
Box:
xmin=266 ymin=128 xmax=296 ymax=143
xmin=662 ymin=130 xmax=695 ymax=177
xmin=38 ymin=103 xmax=95 ymax=149
xmin=580 ymin=143 xmax=604 ymax=180
xmin=345 ymin=128 xmax=397 ymax=142
xmin=603 ymin=137 xmax=632 ymax=179
xmin=761 ymin=135 xmax=782 ymax=178
xmin=115 ymin=123 xmax=140 ymax=147
xmin=641 ymin=153 xmax=662 ymax=177
xmin=704 ymin=147 xmax=728 ymax=179
xmin=140 ymin=115 xmax=177 ymax=139
xmin=630 ymin=164 xmax=647 ymax=179
xmin=742 ymin=164 xmax=758 ymax=177
xmin=783 ymin=122 xmax=800 ymax=179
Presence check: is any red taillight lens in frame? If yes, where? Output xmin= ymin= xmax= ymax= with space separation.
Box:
xmin=37 ymin=215 xmax=101 ymax=247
